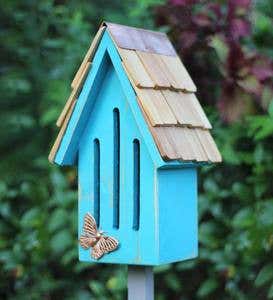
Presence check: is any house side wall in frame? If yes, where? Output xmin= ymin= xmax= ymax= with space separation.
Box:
xmin=78 ymin=59 xmax=158 ymax=265
xmin=157 ymin=167 xmax=198 ymax=264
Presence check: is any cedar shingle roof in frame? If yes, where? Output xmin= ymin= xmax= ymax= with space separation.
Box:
xmin=49 ymin=22 xmax=221 ymax=163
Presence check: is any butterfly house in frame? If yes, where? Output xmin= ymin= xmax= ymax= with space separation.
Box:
xmin=49 ymin=22 xmax=221 ymax=266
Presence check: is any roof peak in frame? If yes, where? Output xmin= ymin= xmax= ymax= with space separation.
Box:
xmin=102 ymin=21 xmax=167 ymax=36
xmin=102 ymin=21 xmax=177 ymax=56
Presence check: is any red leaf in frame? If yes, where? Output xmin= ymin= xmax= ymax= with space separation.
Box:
xmin=193 ymin=14 xmax=212 ymax=27
xmin=252 ymin=65 xmax=273 ymax=82
xmin=178 ymin=31 xmax=197 ymax=50
xmin=227 ymin=42 xmax=245 ymax=76
xmin=169 ymin=0 xmax=197 ymax=5
xmin=218 ymin=84 xmax=253 ymax=123
xmin=234 ymin=0 xmax=251 ymax=8
xmin=208 ymin=3 xmax=223 ymax=19
xmin=230 ymin=18 xmax=251 ymax=40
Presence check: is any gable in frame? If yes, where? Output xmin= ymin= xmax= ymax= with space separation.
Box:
xmin=78 ymin=54 xmax=153 ymax=168
xmin=50 ymin=30 xmax=163 ymax=166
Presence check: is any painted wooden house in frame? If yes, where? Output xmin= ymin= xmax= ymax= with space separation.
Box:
xmin=49 ymin=22 xmax=221 ymax=266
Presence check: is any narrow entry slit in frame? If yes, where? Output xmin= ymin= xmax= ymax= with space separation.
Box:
xmin=113 ymin=108 xmax=120 ymax=228
xmin=133 ymin=139 xmax=140 ymax=230
xmin=93 ymin=138 xmax=100 ymax=227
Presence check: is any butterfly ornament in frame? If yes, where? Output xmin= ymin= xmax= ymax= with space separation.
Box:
xmin=79 ymin=213 xmax=119 ymax=260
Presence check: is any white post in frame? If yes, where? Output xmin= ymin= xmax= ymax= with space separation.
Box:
xmin=128 ymin=266 xmax=154 ymax=300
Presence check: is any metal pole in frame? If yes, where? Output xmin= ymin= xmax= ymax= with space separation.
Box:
xmin=128 ymin=266 xmax=154 ymax=300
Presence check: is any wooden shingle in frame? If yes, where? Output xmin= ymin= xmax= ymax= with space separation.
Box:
xmin=49 ymin=98 xmax=77 ymax=162
xmin=161 ymin=90 xmax=206 ymax=128
xmin=150 ymin=127 xmax=178 ymax=160
xmin=119 ymin=49 xmax=154 ymax=88
xmin=161 ymin=90 xmax=193 ymax=126
xmin=57 ymin=62 xmax=91 ymax=127
xmin=196 ymin=129 xmax=222 ymax=162
xmin=50 ymin=22 xmax=221 ymax=164
xmin=136 ymin=51 xmax=171 ymax=88
xmin=136 ymin=88 xmax=177 ymax=126
xmin=159 ymin=55 xmax=197 ymax=92
xmin=71 ymin=26 xmax=105 ymax=89
xmin=191 ymin=95 xmax=212 ymax=129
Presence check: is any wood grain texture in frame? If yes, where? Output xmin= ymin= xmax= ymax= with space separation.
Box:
xmin=159 ymin=55 xmax=197 ymax=92
xmin=161 ymin=90 xmax=192 ymax=126
xmin=168 ymin=127 xmax=194 ymax=161
xmin=150 ymin=127 xmax=178 ymax=160
xmin=49 ymin=99 xmax=76 ymax=162
xmin=136 ymin=88 xmax=177 ymax=126
xmin=151 ymin=127 xmax=194 ymax=161
xmin=161 ymin=90 xmax=204 ymax=127
xmin=190 ymin=94 xmax=212 ymax=129
xmin=150 ymin=126 xmax=217 ymax=162
xmin=196 ymin=129 xmax=222 ymax=162
xmin=186 ymin=129 xmax=208 ymax=162
xmin=57 ymin=62 xmax=91 ymax=127
xmin=136 ymin=51 xmax=171 ymax=88
xmin=119 ymin=49 xmax=154 ymax=88
xmin=71 ymin=26 xmax=105 ymax=89
xmin=152 ymin=54 xmax=179 ymax=89
xmin=178 ymin=92 xmax=207 ymax=128
xmin=56 ymin=88 xmax=77 ymax=129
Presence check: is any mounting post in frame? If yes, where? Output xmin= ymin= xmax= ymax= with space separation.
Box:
xmin=128 ymin=266 xmax=154 ymax=300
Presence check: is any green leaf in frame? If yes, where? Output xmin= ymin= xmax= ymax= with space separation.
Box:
xmin=232 ymin=208 xmax=255 ymax=229
xmin=197 ymin=278 xmax=218 ymax=298
xmin=209 ymin=35 xmax=228 ymax=63
xmin=268 ymin=283 xmax=273 ymax=299
xmin=48 ymin=208 xmax=68 ymax=233
xmin=268 ymin=101 xmax=273 ymax=118
xmin=255 ymin=264 xmax=273 ymax=287
xmin=21 ymin=208 xmax=40 ymax=228
xmin=106 ymin=275 xmax=126 ymax=291
xmin=154 ymin=264 xmax=171 ymax=273
xmin=165 ymin=273 xmax=181 ymax=291
xmin=50 ymin=229 xmax=72 ymax=253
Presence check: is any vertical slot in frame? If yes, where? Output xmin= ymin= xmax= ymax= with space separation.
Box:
xmin=133 ymin=139 xmax=140 ymax=230
xmin=94 ymin=138 xmax=100 ymax=227
xmin=113 ymin=108 xmax=120 ymax=229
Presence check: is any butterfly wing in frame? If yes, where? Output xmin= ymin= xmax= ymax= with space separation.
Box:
xmin=79 ymin=235 xmax=97 ymax=249
xmin=91 ymin=235 xmax=119 ymax=260
xmin=99 ymin=236 xmax=119 ymax=254
xmin=83 ymin=213 xmax=98 ymax=236
xmin=91 ymin=242 xmax=104 ymax=260
xmin=79 ymin=213 xmax=98 ymax=249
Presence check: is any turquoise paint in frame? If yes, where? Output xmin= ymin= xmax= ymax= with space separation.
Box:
xmin=78 ymin=61 xmax=157 ymax=265
xmin=158 ymin=168 xmax=198 ymax=264
xmin=55 ymin=30 xmax=199 ymax=265
xmin=55 ymin=31 xmax=164 ymax=167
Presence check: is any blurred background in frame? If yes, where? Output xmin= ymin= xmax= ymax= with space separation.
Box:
xmin=1 ymin=0 xmax=273 ymax=299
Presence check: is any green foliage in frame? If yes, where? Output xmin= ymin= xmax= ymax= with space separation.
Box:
xmin=153 ymin=0 xmax=273 ymax=299
xmin=0 ymin=1 xmax=159 ymax=299
xmin=0 ymin=0 xmax=272 ymax=299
